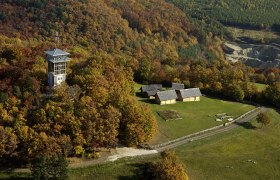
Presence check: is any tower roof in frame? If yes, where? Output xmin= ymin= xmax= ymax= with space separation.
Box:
xmin=45 ymin=48 xmax=70 ymax=57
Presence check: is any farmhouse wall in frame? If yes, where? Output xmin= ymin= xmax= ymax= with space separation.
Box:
xmin=159 ymin=99 xmax=176 ymax=105
xmin=180 ymin=96 xmax=200 ymax=102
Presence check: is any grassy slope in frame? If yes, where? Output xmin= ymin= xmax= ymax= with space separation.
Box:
xmin=0 ymin=172 xmax=31 ymax=179
xmin=253 ymin=83 xmax=268 ymax=92
xmin=149 ymin=97 xmax=254 ymax=144
xmin=227 ymin=26 xmax=280 ymax=42
xmin=68 ymin=156 xmax=158 ymax=180
xmin=176 ymin=109 xmax=280 ymax=180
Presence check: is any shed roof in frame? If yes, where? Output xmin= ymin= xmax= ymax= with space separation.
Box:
xmin=141 ymin=84 xmax=162 ymax=92
xmin=145 ymin=90 xmax=159 ymax=96
xmin=179 ymin=88 xmax=202 ymax=98
xmin=172 ymin=83 xmax=185 ymax=90
xmin=45 ymin=48 xmax=70 ymax=57
xmin=156 ymin=90 xmax=177 ymax=101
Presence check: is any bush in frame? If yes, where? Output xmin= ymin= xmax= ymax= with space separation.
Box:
xmin=143 ymin=151 xmax=189 ymax=180
xmin=30 ymin=156 xmax=68 ymax=180
xmin=256 ymin=112 xmax=271 ymax=128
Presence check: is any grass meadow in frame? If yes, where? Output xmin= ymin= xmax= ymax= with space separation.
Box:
xmin=253 ymin=82 xmax=267 ymax=92
xmin=227 ymin=26 xmax=280 ymax=42
xmin=175 ymin=109 xmax=280 ymax=180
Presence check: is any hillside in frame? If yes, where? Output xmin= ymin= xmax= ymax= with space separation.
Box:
xmin=167 ymin=0 xmax=280 ymax=68
xmin=167 ymin=0 xmax=280 ymax=37
xmin=0 ymin=0 xmax=226 ymax=167
xmin=0 ymin=0 xmax=199 ymax=57
xmin=167 ymin=0 xmax=280 ymax=39
xmin=0 ymin=0 xmax=136 ymax=51
xmin=1 ymin=0 xmax=278 ymax=170
xmin=0 ymin=0 xmax=228 ymax=85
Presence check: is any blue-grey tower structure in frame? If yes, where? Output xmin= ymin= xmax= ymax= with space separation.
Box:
xmin=45 ymin=48 xmax=70 ymax=88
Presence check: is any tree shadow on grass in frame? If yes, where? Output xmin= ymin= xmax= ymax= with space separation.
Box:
xmin=0 ymin=172 xmax=32 ymax=180
xmin=135 ymin=92 xmax=143 ymax=98
xmin=118 ymin=163 xmax=151 ymax=180
xmin=138 ymin=99 xmax=155 ymax=104
xmin=235 ymin=121 xmax=257 ymax=130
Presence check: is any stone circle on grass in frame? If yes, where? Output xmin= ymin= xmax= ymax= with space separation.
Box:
xmin=157 ymin=110 xmax=183 ymax=121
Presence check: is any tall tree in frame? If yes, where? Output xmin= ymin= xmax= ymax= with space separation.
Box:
xmin=257 ymin=112 xmax=271 ymax=128
xmin=0 ymin=126 xmax=18 ymax=157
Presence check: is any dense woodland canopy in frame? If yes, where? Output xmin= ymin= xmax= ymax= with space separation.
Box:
xmin=0 ymin=0 xmax=280 ymax=167
xmin=0 ymin=35 xmax=157 ymax=165
xmin=167 ymin=0 xmax=280 ymax=37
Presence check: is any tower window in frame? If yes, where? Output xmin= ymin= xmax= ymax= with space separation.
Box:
xmin=53 ymin=62 xmax=66 ymax=75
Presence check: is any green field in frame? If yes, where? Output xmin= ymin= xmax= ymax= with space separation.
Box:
xmin=253 ymin=83 xmax=268 ymax=92
xmin=149 ymin=97 xmax=254 ymax=145
xmin=176 ymin=109 xmax=280 ymax=180
xmin=67 ymin=156 xmax=157 ymax=180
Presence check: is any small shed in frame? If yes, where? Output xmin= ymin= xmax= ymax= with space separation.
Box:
xmin=144 ymin=90 xmax=159 ymax=99
xmin=140 ymin=84 xmax=162 ymax=93
xmin=172 ymin=83 xmax=184 ymax=90
xmin=155 ymin=90 xmax=178 ymax=105
xmin=176 ymin=88 xmax=202 ymax=102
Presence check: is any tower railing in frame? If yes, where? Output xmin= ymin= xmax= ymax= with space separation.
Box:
xmin=47 ymin=56 xmax=69 ymax=63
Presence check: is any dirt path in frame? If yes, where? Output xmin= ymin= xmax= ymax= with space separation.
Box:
xmin=107 ymin=147 xmax=158 ymax=162
xmin=68 ymin=147 xmax=158 ymax=169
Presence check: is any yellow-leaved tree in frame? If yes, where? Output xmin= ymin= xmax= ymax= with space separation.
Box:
xmin=147 ymin=151 xmax=189 ymax=180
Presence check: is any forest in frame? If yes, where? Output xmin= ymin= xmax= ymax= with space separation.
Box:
xmin=167 ymin=0 xmax=280 ymax=37
xmin=1 ymin=0 xmax=280 ymax=168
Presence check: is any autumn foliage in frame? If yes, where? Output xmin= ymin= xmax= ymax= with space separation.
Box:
xmin=0 ymin=0 xmax=277 ymax=168
xmin=144 ymin=151 xmax=189 ymax=180
xmin=0 ymin=36 xmax=157 ymax=166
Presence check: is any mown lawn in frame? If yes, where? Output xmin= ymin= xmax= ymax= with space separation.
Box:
xmin=175 ymin=109 xmax=280 ymax=180
xmin=149 ymin=97 xmax=254 ymax=145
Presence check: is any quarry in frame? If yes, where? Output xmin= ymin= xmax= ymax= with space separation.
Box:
xmin=224 ymin=42 xmax=280 ymax=68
